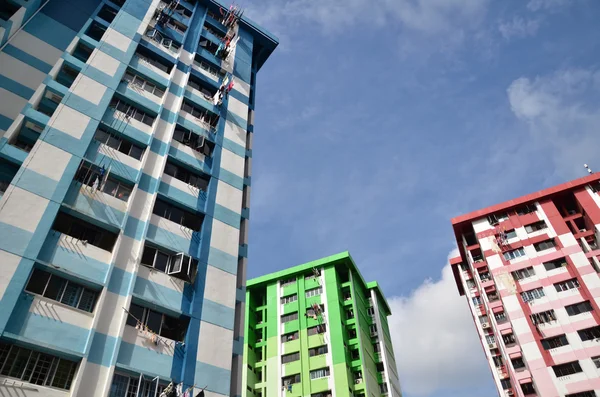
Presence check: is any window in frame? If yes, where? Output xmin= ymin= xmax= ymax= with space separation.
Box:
xmin=193 ymin=55 xmax=224 ymax=78
xmin=281 ymin=278 xmax=295 ymax=287
xmin=346 ymin=309 xmax=354 ymax=319
xmin=552 ymin=361 xmax=583 ymax=377
xmin=500 ymin=379 xmax=511 ymax=390
xmin=74 ymin=161 xmax=133 ymax=201
xmin=281 ymin=331 xmax=299 ymax=343
xmin=164 ymin=161 xmax=210 ymax=190
xmin=555 ymin=278 xmax=580 ymax=292
xmin=97 ymin=4 xmax=117 ymax=23
xmin=505 ymin=229 xmax=517 ymax=239
xmin=373 ymin=342 xmax=381 ymax=353
xmin=52 ymin=212 xmax=118 ymax=251
xmin=281 ymin=312 xmax=298 ymax=323
xmin=512 ymin=266 xmax=535 ymax=281
xmin=204 ymin=24 xmax=225 ymax=40
xmin=521 ymin=287 xmax=545 ymax=303
xmin=517 ymin=204 xmax=537 ymax=215
xmin=307 ymin=324 xmax=326 ymax=336
xmin=535 ymin=239 xmax=556 ymax=251
xmin=122 ymin=70 xmax=165 ymax=98
xmin=135 ymin=46 xmax=172 ymax=73
xmin=109 ymin=98 xmax=156 ymax=126
xmin=503 ymin=333 xmax=516 ymax=345
xmin=126 ymin=303 xmax=189 ymax=341
xmin=493 ymin=356 xmax=504 ymax=367
xmin=110 ymin=373 xmax=169 ymax=397
xmin=485 ymin=335 xmax=496 ymax=345
xmin=181 ymin=101 xmax=219 ymax=130
xmin=367 ymin=307 xmax=375 ymax=316
xmin=578 ymin=326 xmax=600 ymax=341
xmin=94 ymin=127 xmax=144 ymax=160
xmin=187 ymin=75 xmax=216 ymax=99
xmin=307 ymin=305 xmax=324 ymax=318
xmin=542 ymin=334 xmax=569 ymax=350
xmin=592 ymin=356 xmax=600 ymax=369
xmin=525 ymin=221 xmax=547 ymax=233
xmin=504 ymin=247 xmax=526 ymax=261
xmin=348 ymin=328 xmax=357 ymax=339
xmin=0 ymin=342 xmax=78 ymax=389
xmin=281 ymin=294 xmax=297 ymax=304
xmin=308 ymin=345 xmax=328 ymax=357
xmin=566 ymin=301 xmax=593 ymax=316
xmin=152 ymin=198 xmax=204 ymax=230
xmin=140 ymin=244 xmax=198 ymax=282
xmin=494 ymin=311 xmax=507 ymax=322
xmin=86 ymin=21 xmax=107 ymax=41
xmin=379 ymin=383 xmax=388 ymax=394
xmin=511 ymin=357 xmax=525 ymax=369
xmin=145 ymin=28 xmax=181 ymax=53
xmin=311 ymin=391 xmax=332 ymax=397
xmin=466 ymin=279 xmax=476 ymax=289
xmin=530 ymin=309 xmax=556 ymax=325
xmin=480 ymin=272 xmax=492 ymax=282
xmin=521 ymin=382 xmax=535 ymax=395
xmin=305 ymin=287 xmax=322 ymax=298
xmin=25 ymin=268 xmax=98 ymax=312
xmin=350 ymin=349 xmax=360 ymax=360
xmin=565 ymin=392 xmax=597 ymax=397
xmin=0 ymin=1 xmax=20 ymax=22
xmin=172 ymin=126 xmax=214 ymax=156
xmin=281 ymin=352 xmax=300 ymax=364
xmin=281 ymin=374 xmax=300 ymax=385
xmin=472 ymin=296 xmax=482 ymax=305
xmin=370 ymin=324 xmax=378 ymax=336
xmin=309 ymin=367 xmax=330 ymax=380
xmin=544 ymin=258 xmax=568 ymax=270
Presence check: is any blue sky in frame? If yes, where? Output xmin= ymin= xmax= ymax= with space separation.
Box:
xmin=241 ymin=0 xmax=600 ymax=396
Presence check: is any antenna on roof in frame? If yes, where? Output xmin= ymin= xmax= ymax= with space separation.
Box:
xmin=584 ymin=164 xmax=593 ymax=175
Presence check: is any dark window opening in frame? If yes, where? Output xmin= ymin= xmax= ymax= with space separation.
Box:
xmin=188 ymin=75 xmax=217 ymax=99
xmin=152 ymin=197 xmax=204 ymax=230
xmin=566 ymin=301 xmax=593 ymax=316
xmin=521 ymin=382 xmax=535 ymax=395
xmin=281 ymin=331 xmax=299 ymax=343
xmin=542 ymin=334 xmax=569 ymax=350
xmin=181 ymin=100 xmax=219 ymax=130
xmin=511 ymin=357 xmax=525 ymax=370
xmin=307 ymin=324 xmax=326 ymax=336
xmin=0 ymin=0 xmax=20 ymax=21
xmin=94 ymin=127 xmax=144 ymax=160
xmin=25 ymin=268 xmax=98 ymax=312
xmin=134 ymin=46 xmax=173 ymax=74
xmin=126 ymin=303 xmax=189 ymax=341
xmin=308 ymin=345 xmax=328 ymax=357
xmin=552 ymin=361 xmax=583 ymax=377
xmin=86 ymin=21 xmax=107 ymax=41
xmin=578 ymin=326 xmax=600 ymax=341
xmin=164 ymin=160 xmax=210 ymax=190
xmin=109 ymin=98 xmax=156 ymax=126
xmin=544 ymin=258 xmax=567 ymax=271
xmin=173 ymin=126 xmax=215 ymax=156
xmin=97 ymin=4 xmax=118 ymax=23
xmin=55 ymin=64 xmax=79 ymax=89
xmin=281 ymin=352 xmax=299 ymax=364
xmin=52 ymin=212 xmax=118 ymax=251
xmin=534 ymin=239 xmax=556 ymax=252
xmin=140 ymin=244 xmax=198 ymax=282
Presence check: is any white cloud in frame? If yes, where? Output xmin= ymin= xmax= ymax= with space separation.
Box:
xmin=498 ymin=16 xmax=540 ymax=40
xmin=507 ymin=68 xmax=600 ymax=177
xmin=388 ymin=249 xmax=492 ymax=396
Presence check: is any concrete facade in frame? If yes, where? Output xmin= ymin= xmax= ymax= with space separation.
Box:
xmin=0 ymin=0 xmax=277 ymax=395
xmin=243 ymin=252 xmax=403 ymax=397
xmin=451 ymin=174 xmax=600 ymax=397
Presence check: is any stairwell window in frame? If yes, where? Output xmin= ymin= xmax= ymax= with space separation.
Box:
xmin=555 ymin=278 xmax=580 ymax=292
xmin=0 ymin=342 xmax=78 ymax=390
xmin=544 ymin=258 xmax=568 ymax=271
xmin=566 ymin=301 xmax=593 ymax=316
xmin=521 ymin=287 xmax=545 ymax=303
xmin=126 ymin=303 xmax=189 ymax=341
xmin=534 ymin=239 xmax=556 ymax=252
xmin=578 ymin=326 xmax=600 ymax=341
xmin=25 ymin=268 xmax=98 ymax=312
xmin=164 ymin=160 xmax=210 ymax=190
xmin=512 ymin=266 xmax=535 ymax=281
xmin=542 ymin=334 xmax=569 ymax=350
xmin=52 ymin=212 xmax=118 ymax=251
xmin=122 ymin=70 xmax=165 ymax=98
xmin=309 ymin=367 xmax=330 ymax=380
xmin=552 ymin=361 xmax=583 ymax=377
xmin=281 ymin=294 xmax=297 ymax=304
xmin=94 ymin=127 xmax=144 ymax=160
xmin=504 ymin=247 xmax=525 ymax=261
xmin=109 ymin=98 xmax=156 ymax=126
xmin=305 ymin=287 xmax=322 ymax=298
xmin=525 ymin=221 xmax=547 ymax=233
xmin=152 ymin=198 xmax=204 ymax=230
xmin=281 ymin=312 xmax=298 ymax=323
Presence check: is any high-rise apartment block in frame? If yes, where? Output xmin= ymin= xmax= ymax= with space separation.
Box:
xmin=0 ymin=0 xmax=276 ymax=395
xmin=451 ymin=174 xmax=600 ymax=397
xmin=242 ymin=252 xmax=402 ymax=397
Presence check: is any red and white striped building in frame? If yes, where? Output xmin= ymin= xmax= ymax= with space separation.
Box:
xmin=451 ymin=174 xmax=600 ymax=397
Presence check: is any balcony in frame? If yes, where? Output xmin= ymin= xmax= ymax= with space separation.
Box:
xmin=102 ymin=106 xmax=154 ymax=138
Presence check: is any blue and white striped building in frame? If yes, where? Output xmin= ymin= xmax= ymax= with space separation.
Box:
xmin=0 ymin=0 xmax=277 ymax=395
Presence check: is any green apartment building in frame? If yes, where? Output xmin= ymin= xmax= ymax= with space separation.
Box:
xmin=241 ymin=252 xmax=402 ymax=397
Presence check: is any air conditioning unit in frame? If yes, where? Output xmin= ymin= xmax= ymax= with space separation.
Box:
xmin=507 ymin=390 xmax=514 ymax=396
xmin=482 ymin=322 xmax=490 ymax=329
xmin=355 ymin=379 xmax=362 ymax=385
xmin=488 ymin=342 xmax=497 ymax=349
